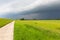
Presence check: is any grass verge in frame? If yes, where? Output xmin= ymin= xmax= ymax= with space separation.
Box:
xmin=0 ymin=18 xmax=13 ymax=28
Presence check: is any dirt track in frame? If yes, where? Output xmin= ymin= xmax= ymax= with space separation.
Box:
xmin=0 ymin=21 xmax=14 ymax=40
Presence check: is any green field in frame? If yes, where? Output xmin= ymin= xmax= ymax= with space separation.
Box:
xmin=0 ymin=18 xmax=60 ymax=40
xmin=0 ymin=18 xmax=13 ymax=28
xmin=14 ymin=20 xmax=60 ymax=40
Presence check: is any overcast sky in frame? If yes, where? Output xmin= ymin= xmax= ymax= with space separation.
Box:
xmin=0 ymin=0 xmax=36 ymax=13
xmin=0 ymin=0 xmax=60 ymax=19
xmin=0 ymin=0 xmax=59 ymax=14
xmin=0 ymin=0 xmax=60 ymax=18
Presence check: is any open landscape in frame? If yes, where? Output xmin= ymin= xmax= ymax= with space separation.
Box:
xmin=0 ymin=18 xmax=60 ymax=40
xmin=0 ymin=0 xmax=60 ymax=40
xmin=14 ymin=20 xmax=60 ymax=40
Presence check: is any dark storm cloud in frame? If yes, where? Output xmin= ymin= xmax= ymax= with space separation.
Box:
xmin=21 ymin=2 xmax=60 ymax=19
xmin=18 ymin=2 xmax=60 ymax=20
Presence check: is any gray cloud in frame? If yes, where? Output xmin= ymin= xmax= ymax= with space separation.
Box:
xmin=0 ymin=0 xmax=60 ymax=19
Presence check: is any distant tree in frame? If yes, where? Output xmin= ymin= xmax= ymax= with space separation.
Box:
xmin=20 ymin=18 xmax=24 ymax=20
xmin=32 ymin=18 xmax=37 ymax=20
xmin=56 ymin=18 xmax=60 ymax=20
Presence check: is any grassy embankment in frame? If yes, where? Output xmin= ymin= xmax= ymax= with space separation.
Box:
xmin=0 ymin=18 xmax=13 ymax=28
xmin=14 ymin=20 xmax=60 ymax=40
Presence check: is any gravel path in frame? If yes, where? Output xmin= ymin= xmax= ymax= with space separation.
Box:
xmin=0 ymin=21 xmax=15 ymax=40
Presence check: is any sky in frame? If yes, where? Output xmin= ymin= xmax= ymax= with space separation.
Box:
xmin=0 ymin=0 xmax=59 ymax=14
xmin=0 ymin=0 xmax=36 ymax=14
xmin=0 ymin=0 xmax=60 ymax=19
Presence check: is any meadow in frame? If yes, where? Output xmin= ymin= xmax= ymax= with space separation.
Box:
xmin=0 ymin=18 xmax=60 ymax=40
xmin=14 ymin=20 xmax=60 ymax=40
xmin=0 ymin=18 xmax=13 ymax=28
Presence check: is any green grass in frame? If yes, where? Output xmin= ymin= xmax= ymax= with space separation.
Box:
xmin=14 ymin=20 xmax=60 ymax=40
xmin=0 ymin=18 xmax=13 ymax=28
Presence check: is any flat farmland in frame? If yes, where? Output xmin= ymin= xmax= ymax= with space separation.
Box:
xmin=14 ymin=20 xmax=60 ymax=40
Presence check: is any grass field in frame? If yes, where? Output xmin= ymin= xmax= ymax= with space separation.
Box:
xmin=14 ymin=20 xmax=60 ymax=40
xmin=0 ymin=18 xmax=13 ymax=28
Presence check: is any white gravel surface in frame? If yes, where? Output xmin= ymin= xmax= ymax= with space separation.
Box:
xmin=0 ymin=21 xmax=15 ymax=40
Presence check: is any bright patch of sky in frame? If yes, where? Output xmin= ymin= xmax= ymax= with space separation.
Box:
xmin=0 ymin=0 xmax=36 ymax=13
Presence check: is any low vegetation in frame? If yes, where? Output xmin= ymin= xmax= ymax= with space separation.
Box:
xmin=0 ymin=18 xmax=13 ymax=28
xmin=14 ymin=20 xmax=60 ymax=40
